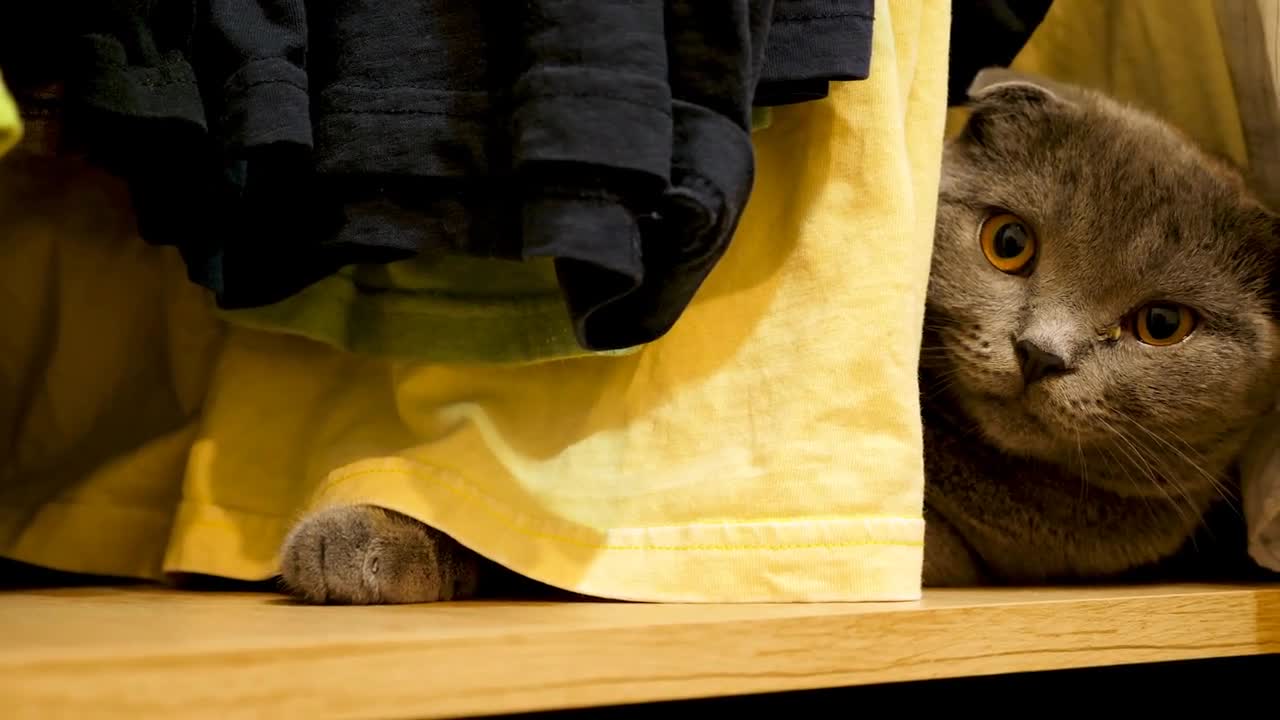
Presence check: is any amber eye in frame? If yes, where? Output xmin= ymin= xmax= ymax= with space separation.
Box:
xmin=980 ymin=213 xmax=1037 ymax=274
xmin=1134 ymin=303 xmax=1196 ymax=346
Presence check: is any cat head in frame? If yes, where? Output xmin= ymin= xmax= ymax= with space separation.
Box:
xmin=927 ymin=69 xmax=1280 ymax=498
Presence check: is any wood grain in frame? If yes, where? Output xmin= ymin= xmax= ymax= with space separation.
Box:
xmin=1 ymin=584 xmax=1276 ymax=719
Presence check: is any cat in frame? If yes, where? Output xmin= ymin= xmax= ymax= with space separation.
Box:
xmin=921 ymin=73 xmax=1280 ymax=585
xmin=278 ymin=74 xmax=1280 ymax=604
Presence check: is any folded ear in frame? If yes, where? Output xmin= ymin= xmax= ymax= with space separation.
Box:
xmin=966 ymin=67 xmax=1075 ymax=104
xmin=958 ymin=67 xmax=1076 ymax=147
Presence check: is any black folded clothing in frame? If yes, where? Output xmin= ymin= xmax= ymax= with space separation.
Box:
xmin=756 ymin=0 xmax=875 ymax=106
xmin=26 ymin=0 xmax=877 ymax=352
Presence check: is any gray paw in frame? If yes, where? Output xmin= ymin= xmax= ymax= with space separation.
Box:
xmin=279 ymin=505 xmax=481 ymax=605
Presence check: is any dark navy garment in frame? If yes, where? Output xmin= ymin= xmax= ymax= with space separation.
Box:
xmin=756 ymin=0 xmax=876 ymax=106
xmin=947 ymin=0 xmax=1054 ymax=106
xmin=33 ymin=0 xmax=880 ymax=351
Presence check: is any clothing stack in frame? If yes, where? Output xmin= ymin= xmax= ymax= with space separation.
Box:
xmin=3 ymin=1 xmax=877 ymax=363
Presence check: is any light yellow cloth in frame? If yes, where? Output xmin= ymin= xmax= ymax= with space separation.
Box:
xmin=0 ymin=152 xmax=226 ymax=581
xmin=0 ymin=70 xmax=22 ymax=157
xmin=946 ymin=0 xmax=1249 ymax=169
xmin=0 ymin=0 xmax=949 ymax=602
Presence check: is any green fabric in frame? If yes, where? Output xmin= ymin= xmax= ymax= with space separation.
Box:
xmin=751 ymin=106 xmax=773 ymax=131
xmin=224 ymin=108 xmax=778 ymax=365
xmin=221 ymin=253 xmax=637 ymax=364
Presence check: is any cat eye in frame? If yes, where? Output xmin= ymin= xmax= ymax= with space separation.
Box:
xmin=979 ymin=213 xmax=1036 ymax=274
xmin=1133 ymin=302 xmax=1197 ymax=346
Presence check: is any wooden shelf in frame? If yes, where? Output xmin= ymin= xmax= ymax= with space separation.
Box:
xmin=1 ymin=583 xmax=1277 ymax=719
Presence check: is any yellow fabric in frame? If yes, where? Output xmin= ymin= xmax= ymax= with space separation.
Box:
xmin=0 ymin=153 xmax=226 ymax=580
xmin=0 ymin=70 xmax=22 ymax=157
xmin=215 ymin=254 xmax=599 ymax=365
xmin=946 ymin=0 xmax=1248 ymax=168
xmin=0 ymin=0 xmax=949 ymax=602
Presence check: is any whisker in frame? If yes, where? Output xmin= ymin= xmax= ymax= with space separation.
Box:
xmin=1098 ymin=445 xmax=1160 ymax=524
xmin=1075 ymin=429 xmax=1089 ymax=509
xmin=921 ymin=367 xmax=965 ymax=400
xmin=1104 ymin=418 xmax=1214 ymax=545
xmin=1097 ymin=417 xmax=1193 ymax=527
xmin=1112 ymin=411 xmax=1239 ymax=516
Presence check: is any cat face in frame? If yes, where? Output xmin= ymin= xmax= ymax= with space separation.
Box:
xmin=927 ymin=78 xmax=1280 ymax=498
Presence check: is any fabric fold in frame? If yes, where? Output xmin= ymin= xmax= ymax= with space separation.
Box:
xmin=15 ymin=0 xmax=879 ymax=363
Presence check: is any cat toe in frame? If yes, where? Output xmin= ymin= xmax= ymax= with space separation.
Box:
xmin=279 ymin=505 xmax=480 ymax=605
xmin=356 ymin=510 xmax=480 ymax=604
xmin=279 ymin=505 xmax=381 ymax=604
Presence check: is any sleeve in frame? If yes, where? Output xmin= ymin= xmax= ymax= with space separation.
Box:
xmin=63 ymin=0 xmax=218 ymax=274
xmin=510 ymin=1 xmax=675 ymax=350
xmin=201 ymin=0 xmax=311 ymax=152
xmin=553 ymin=0 xmax=772 ymax=351
xmin=755 ymin=0 xmax=874 ymax=106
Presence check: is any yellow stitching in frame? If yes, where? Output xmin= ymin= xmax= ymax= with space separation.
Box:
xmin=316 ymin=464 xmax=922 ymax=528
xmin=317 ymin=463 xmax=924 ymax=552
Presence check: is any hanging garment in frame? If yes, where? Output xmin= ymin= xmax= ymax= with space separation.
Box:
xmin=755 ymin=0 xmax=875 ymax=105
xmin=944 ymin=1 xmax=1053 ymax=107
xmin=219 ymin=2 xmax=875 ymax=364
xmin=0 ymin=0 xmax=948 ymax=603
xmin=26 ymin=1 xmax=878 ymax=360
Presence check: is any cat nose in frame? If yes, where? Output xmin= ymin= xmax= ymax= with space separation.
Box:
xmin=1014 ymin=339 xmax=1068 ymax=385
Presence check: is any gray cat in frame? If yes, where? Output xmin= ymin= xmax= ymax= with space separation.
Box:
xmin=922 ymin=74 xmax=1280 ymax=585
xmin=278 ymin=75 xmax=1280 ymax=604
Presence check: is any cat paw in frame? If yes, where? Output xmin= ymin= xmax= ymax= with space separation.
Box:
xmin=279 ymin=505 xmax=481 ymax=605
